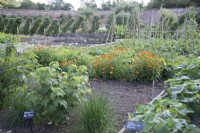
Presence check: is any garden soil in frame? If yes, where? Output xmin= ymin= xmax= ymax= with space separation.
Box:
xmin=0 ymin=80 xmax=163 ymax=133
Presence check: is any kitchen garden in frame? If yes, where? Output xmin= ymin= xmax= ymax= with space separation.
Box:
xmin=0 ymin=5 xmax=200 ymax=133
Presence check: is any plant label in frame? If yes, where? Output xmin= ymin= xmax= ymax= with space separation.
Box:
xmin=126 ymin=121 xmax=143 ymax=132
xmin=23 ymin=111 xmax=35 ymax=119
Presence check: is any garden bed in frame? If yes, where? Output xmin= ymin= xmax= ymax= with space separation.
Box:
xmin=0 ymin=80 xmax=163 ymax=133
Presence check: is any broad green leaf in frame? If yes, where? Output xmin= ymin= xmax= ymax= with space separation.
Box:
xmin=144 ymin=112 xmax=155 ymax=124
xmin=168 ymin=85 xmax=184 ymax=97
xmin=181 ymin=97 xmax=196 ymax=103
xmin=186 ymin=63 xmax=195 ymax=69
xmin=162 ymin=110 xmax=171 ymax=118
xmin=185 ymin=85 xmax=199 ymax=94
xmin=173 ymin=119 xmax=187 ymax=130
xmin=41 ymin=98 xmax=49 ymax=107
xmin=48 ymin=105 xmax=57 ymax=113
xmin=179 ymin=76 xmax=190 ymax=80
xmin=167 ymin=118 xmax=174 ymax=128
xmin=176 ymin=63 xmax=186 ymax=69
xmin=59 ymin=100 xmax=68 ymax=109
xmin=135 ymin=104 xmax=147 ymax=114
xmin=153 ymin=124 xmax=170 ymax=133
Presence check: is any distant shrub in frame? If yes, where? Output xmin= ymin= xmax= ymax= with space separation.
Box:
xmin=38 ymin=17 xmax=51 ymax=35
xmin=59 ymin=17 xmax=67 ymax=27
xmin=30 ymin=17 xmax=43 ymax=35
xmin=10 ymin=17 xmax=23 ymax=35
xmin=90 ymin=16 xmax=100 ymax=33
xmin=116 ymin=11 xmax=129 ymax=26
xmin=3 ymin=17 xmax=12 ymax=33
xmin=2 ymin=17 xmax=9 ymax=33
xmin=22 ymin=17 xmax=34 ymax=35
xmin=0 ymin=16 xmax=4 ymax=32
xmin=71 ymin=16 xmax=85 ymax=33
xmin=61 ymin=18 xmax=75 ymax=33
xmin=0 ymin=32 xmax=20 ymax=44
xmin=46 ymin=20 xmax=59 ymax=36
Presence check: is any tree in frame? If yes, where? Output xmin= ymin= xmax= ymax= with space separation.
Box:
xmin=147 ymin=0 xmax=200 ymax=9
xmin=38 ymin=17 xmax=51 ymax=35
xmin=48 ymin=0 xmax=73 ymax=10
xmin=81 ymin=0 xmax=97 ymax=9
xmin=22 ymin=17 xmax=34 ymax=35
xmin=4 ymin=17 xmax=15 ymax=34
xmin=0 ymin=16 xmax=4 ymax=32
xmin=62 ymin=3 xmax=73 ymax=10
xmin=90 ymin=16 xmax=100 ymax=33
xmin=61 ymin=18 xmax=75 ymax=34
xmin=71 ymin=16 xmax=85 ymax=33
xmin=37 ymin=2 xmax=46 ymax=10
xmin=19 ymin=0 xmax=38 ymax=9
xmin=100 ymin=0 xmax=113 ymax=11
xmin=10 ymin=17 xmax=23 ymax=34
xmin=46 ymin=20 xmax=59 ymax=36
xmin=30 ymin=17 xmax=43 ymax=35
xmin=3 ymin=17 xmax=9 ymax=32
xmin=0 ymin=0 xmax=20 ymax=7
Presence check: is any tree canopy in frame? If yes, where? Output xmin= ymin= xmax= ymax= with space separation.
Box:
xmin=147 ymin=0 xmax=200 ymax=9
xmin=1 ymin=0 xmax=74 ymax=10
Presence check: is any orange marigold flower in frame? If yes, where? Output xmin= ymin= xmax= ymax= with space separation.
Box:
xmin=110 ymin=71 xmax=113 ymax=75
xmin=136 ymin=71 xmax=139 ymax=75
xmin=102 ymin=72 xmax=105 ymax=74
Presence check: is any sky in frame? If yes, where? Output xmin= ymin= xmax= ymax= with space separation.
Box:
xmin=31 ymin=0 xmax=150 ymax=10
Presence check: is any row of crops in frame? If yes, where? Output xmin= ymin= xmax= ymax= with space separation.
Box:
xmin=0 ymin=27 xmax=200 ymax=132
xmin=0 ymin=14 xmax=100 ymax=36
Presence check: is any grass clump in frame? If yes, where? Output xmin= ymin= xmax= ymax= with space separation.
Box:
xmin=77 ymin=91 xmax=116 ymax=133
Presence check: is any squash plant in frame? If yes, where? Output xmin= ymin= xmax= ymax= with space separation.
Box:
xmin=129 ymin=98 xmax=199 ymax=133
xmin=129 ymin=59 xmax=200 ymax=132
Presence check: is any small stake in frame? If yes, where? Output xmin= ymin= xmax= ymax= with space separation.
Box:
xmin=23 ymin=111 xmax=35 ymax=133
xmin=152 ymin=79 xmax=155 ymax=97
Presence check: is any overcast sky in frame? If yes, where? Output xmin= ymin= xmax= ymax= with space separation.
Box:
xmin=32 ymin=0 xmax=150 ymax=10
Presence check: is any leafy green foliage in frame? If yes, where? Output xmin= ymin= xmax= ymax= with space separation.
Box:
xmin=129 ymin=98 xmax=200 ymax=133
xmin=7 ymin=62 xmax=90 ymax=124
xmin=129 ymin=56 xmax=200 ymax=132
xmin=0 ymin=32 xmax=19 ymax=44
xmin=174 ymin=57 xmax=200 ymax=79
xmin=33 ymin=47 xmax=66 ymax=66
xmin=0 ymin=42 xmax=91 ymax=126
xmin=0 ymin=43 xmax=37 ymax=109
xmin=147 ymin=0 xmax=200 ymax=9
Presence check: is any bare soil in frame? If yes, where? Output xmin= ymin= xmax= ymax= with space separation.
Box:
xmin=0 ymin=80 xmax=163 ymax=133
xmin=89 ymin=79 xmax=163 ymax=130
